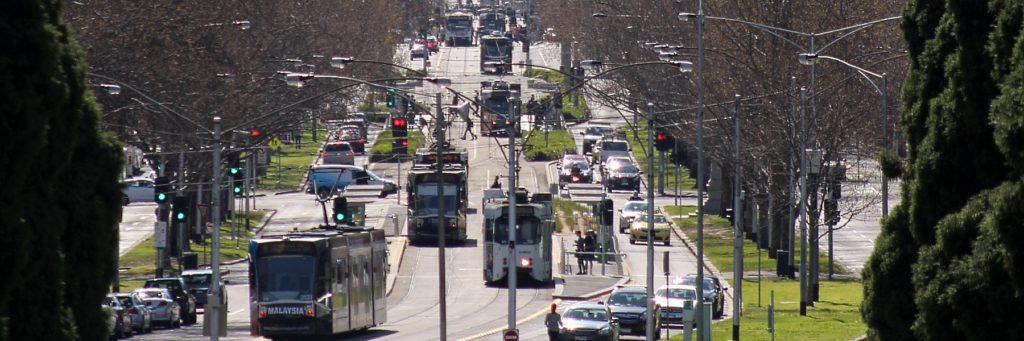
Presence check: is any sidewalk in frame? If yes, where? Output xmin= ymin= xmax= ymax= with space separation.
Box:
xmin=552 ymin=234 xmax=629 ymax=300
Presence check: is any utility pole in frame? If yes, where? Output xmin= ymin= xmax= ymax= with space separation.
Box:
xmin=645 ymin=103 xmax=657 ymax=341
xmin=209 ymin=116 xmax=224 ymax=340
xmin=798 ymin=88 xmax=809 ymax=316
xmin=436 ymin=93 xmax=448 ymax=341
xmin=507 ymin=93 xmax=519 ymax=332
xmin=732 ymin=94 xmax=742 ymax=340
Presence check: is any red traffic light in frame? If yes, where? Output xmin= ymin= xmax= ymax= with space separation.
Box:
xmin=400 ymin=139 xmax=409 ymax=147
xmin=656 ymin=132 xmax=668 ymax=141
xmin=250 ymin=129 xmax=261 ymax=138
xmin=392 ymin=118 xmax=407 ymax=128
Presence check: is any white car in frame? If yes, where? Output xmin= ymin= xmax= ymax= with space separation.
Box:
xmin=618 ymin=199 xmax=648 ymax=233
xmin=410 ymin=43 xmax=428 ymax=60
xmin=121 ymin=177 xmax=155 ymax=205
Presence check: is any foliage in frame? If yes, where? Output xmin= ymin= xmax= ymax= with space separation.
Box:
xmin=560 ymin=95 xmax=589 ymax=120
xmin=523 ymin=129 xmax=576 ymax=161
xmin=862 ymin=0 xmax=1023 ymax=339
xmin=369 ymin=130 xmax=426 ymax=158
xmin=877 ymin=149 xmax=903 ymax=179
xmin=552 ymin=198 xmax=590 ymax=233
xmin=0 ymin=1 xmax=125 ymax=340
xmin=524 ymin=68 xmax=565 ymax=84
xmin=264 ymin=126 xmax=327 ymax=190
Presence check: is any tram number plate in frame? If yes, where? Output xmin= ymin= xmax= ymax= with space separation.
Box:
xmin=575 ymin=337 xmax=588 ymax=341
xmin=621 ymin=328 xmax=631 ymax=334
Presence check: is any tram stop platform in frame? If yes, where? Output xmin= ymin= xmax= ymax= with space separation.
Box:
xmin=553 ymin=234 xmax=629 ymax=300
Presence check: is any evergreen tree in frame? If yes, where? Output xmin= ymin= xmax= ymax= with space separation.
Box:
xmin=0 ymin=0 xmax=124 ymax=340
xmin=863 ymin=0 xmax=1023 ymax=339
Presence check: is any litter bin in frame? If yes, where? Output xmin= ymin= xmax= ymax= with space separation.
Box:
xmin=182 ymin=252 xmax=198 ymax=270
xmin=776 ymin=250 xmax=789 ymax=277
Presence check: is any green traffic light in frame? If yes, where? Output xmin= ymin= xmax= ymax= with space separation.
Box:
xmin=233 ymin=186 xmax=242 ymax=194
xmin=176 ymin=212 xmax=186 ymax=221
xmin=229 ymin=167 xmax=239 ymax=175
xmin=157 ymin=193 xmax=167 ymax=201
xmin=335 ymin=212 xmax=345 ymax=221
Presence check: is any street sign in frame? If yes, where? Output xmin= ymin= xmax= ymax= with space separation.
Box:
xmin=154 ymin=221 xmax=168 ymax=248
xmin=503 ymin=329 xmax=519 ymax=341
xmin=268 ymin=137 xmax=282 ymax=151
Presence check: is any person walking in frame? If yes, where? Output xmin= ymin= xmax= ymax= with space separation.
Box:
xmin=574 ymin=230 xmax=587 ymax=274
xmin=544 ymin=303 xmax=562 ymax=341
xmin=462 ymin=119 xmax=477 ymax=140
xmin=583 ymin=231 xmax=596 ymax=274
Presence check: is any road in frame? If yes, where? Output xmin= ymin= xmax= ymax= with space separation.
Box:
xmin=119 ymin=203 xmax=158 ymax=256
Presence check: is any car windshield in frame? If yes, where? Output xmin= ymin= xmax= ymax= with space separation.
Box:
xmin=183 ymin=274 xmax=212 ymax=288
xmin=636 ymin=215 xmax=668 ymax=223
xmin=324 ymin=143 xmax=350 ymax=152
xmin=601 ymin=141 xmax=628 ymax=151
xmin=561 ymin=159 xmax=589 ymax=169
xmin=623 ymin=202 xmax=648 ymax=213
xmin=565 ymin=308 xmax=609 ymax=321
xmin=656 ymin=288 xmax=697 ymax=300
xmin=114 ymin=296 xmax=133 ymax=307
xmin=608 ymin=291 xmax=647 ymax=307
xmin=679 ymin=277 xmax=716 ymax=290
xmin=256 ymin=255 xmax=316 ymax=302
xmin=585 ymin=127 xmax=610 ymax=136
xmin=145 ymin=280 xmax=181 ymax=293
xmin=136 ymin=290 xmax=166 ymax=300
xmin=414 ymin=184 xmax=458 ymax=215
xmin=610 ymin=163 xmax=640 ymax=173
xmin=339 ymin=129 xmax=361 ymax=139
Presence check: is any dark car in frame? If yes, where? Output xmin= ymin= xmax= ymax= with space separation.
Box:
xmin=181 ymin=269 xmax=227 ymax=309
xmin=607 ymin=286 xmax=659 ymax=337
xmin=558 ymin=302 xmax=620 ymax=341
xmin=143 ymin=278 xmax=197 ymax=325
xmin=336 ymin=125 xmax=366 ymax=155
xmin=604 ymin=158 xmax=641 ymax=193
xmin=558 ymin=154 xmax=593 ymax=187
xmin=580 ymin=124 xmax=614 ymax=155
xmin=676 ymin=274 xmax=726 ymax=318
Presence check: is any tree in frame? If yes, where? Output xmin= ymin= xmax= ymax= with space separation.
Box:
xmin=0 ymin=0 xmax=124 ymax=340
xmin=862 ymin=0 xmax=1023 ymax=339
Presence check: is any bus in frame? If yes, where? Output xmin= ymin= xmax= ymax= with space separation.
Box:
xmin=482 ymin=190 xmax=555 ymax=284
xmin=248 ymin=228 xmax=387 ymax=340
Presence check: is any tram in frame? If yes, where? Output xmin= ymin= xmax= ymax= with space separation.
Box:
xmin=248 ymin=228 xmax=387 ymax=340
xmin=482 ymin=189 xmax=555 ymax=284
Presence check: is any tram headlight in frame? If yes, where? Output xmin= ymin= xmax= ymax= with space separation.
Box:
xmin=519 ymin=257 xmax=532 ymax=268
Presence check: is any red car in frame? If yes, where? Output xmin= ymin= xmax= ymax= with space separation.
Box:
xmin=427 ymin=36 xmax=439 ymax=53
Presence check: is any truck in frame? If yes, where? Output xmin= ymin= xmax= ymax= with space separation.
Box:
xmin=480 ymin=34 xmax=513 ymax=74
xmin=479 ymin=81 xmax=522 ymax=137
xmin=444 ymin=12 xmax=474 ymax=47
xmin=406 ymin=146 xmax=470 ymax=244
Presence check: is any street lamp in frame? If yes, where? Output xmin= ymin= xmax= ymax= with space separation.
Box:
xmin=797 ymin=53 xmax=890 ymax=217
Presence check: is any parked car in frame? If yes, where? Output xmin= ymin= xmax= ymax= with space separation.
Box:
xmin=604 ymin=158 xmax=642 ymax=193
xmin=102 ymin=296 xmax=133 ymax=339
xmin=306 ymin=164 xmax=398 ymax=198
xmin=104 ymin=302 xmax=119 ymax=340
xmin=557 ymin=154 xmax=593 ymax=187
xmin=607 ymin=285 xmax=658 ymax=337
xmin=580 ymin=123 xmax=614 ymax=155
xmin=557 ymin=301 xmax=620 ymax=341
xmin=628 ymin=212 xmax=673 ymax=246
xmin=322 ymin=141 xmax=356 ymax=165
xmin=336 ymin=125 xmax=366 ymax=155
xmin=143 ymin=278 xmax=197 ymax=325
xmin=618 ymin=199 xmax=648 ymax=233
xmin=181 ymin=269 xmax=226 ymax=309
xmin=111 ymin=292 xmax=153 ymax=334
xmin=653 ymin=284 xmax=698 ymax=327
xmin=135 ymin=288 xmax=181 ymax=328
xmin=121 ymin=177 xmax=155 ymax=205
xmin=675 ymin=274 xmax=726 ymax=318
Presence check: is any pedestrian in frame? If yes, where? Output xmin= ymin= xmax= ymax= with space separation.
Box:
xmin=491 ymin=176 xmax=502 ymax=189
xmin=462 ymin=119 xmax=477 ymax=140
xmin=544 ymin=303 xmax=561 ymax=341
xmin=574 ymin=230 xmax=587 ymax=274
xmin=583 ymin=231 xmax=596 ymax=274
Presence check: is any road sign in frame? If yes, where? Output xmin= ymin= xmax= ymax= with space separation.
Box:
xmin=154 ymin=221 xmax=168 ymax=248
xmin=268 ymin=137 xmax=282 ymax=151
xmin=503 ymin=329 xmax=518 ymax=341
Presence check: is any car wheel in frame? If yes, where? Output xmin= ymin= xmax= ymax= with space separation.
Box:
xmin=629 ymin=239 xmax=636 ymax=245
xmin=173 ymin=318 xmax=181 ymax=329
xmin=122 ymin=196 xmax=129 ymax=206
xmin=665 ymin=240 xmax=671 ymax=246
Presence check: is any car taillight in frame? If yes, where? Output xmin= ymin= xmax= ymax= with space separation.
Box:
xmin=571 ymin=176 xmax=580 ymax=182
xmin=347 ymin=151 xmax=353 ymax=156
xmin=451 ymin=223 xmax=457 ymax=230
xmin=158 ymin=301 xmax=168 ymax=307
xmin=128 ymin=308 xmax=138 ymax=314
xmin=323 ymin=152 xmax=329 ymax=158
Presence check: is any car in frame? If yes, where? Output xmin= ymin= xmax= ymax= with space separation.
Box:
xmin=181 ymin=269 xmax=227 ymax=309
xmin=306 ymin=164 xmax=398 ymax=198
xmin=618 ymin=199 xmax=649 ymax=233
xmin=410 ymin=43 xmax=428 ymax=60
xmin=427 ymin=35 xmax=440 ymax=53
xmin=653 ymin=284 xmax=698 ymax=327
xmin=607 ymin=285 xmax=659 ymax=337
xmin=143 ymin=277 xmax=197 ymax=325
xmin=342 ymin=116 xmax=368 ymax=137
xmin=135 ymin=288 xmax=181 ymax=328
xmin=121 ymin=177 xmax=155 ymax=205
xmin=336 ymin=125 xmax=366 ymax=155
xmin=321 ymin=141 xmax=356 ymax=165
xmin=111 ymin=292 xmax=153 ymax=334
xmin=557 ymin=154 xmax=593 ymax=187
xmin=675 ymin=274 xmax=726 ymax=318
xmin=580 ymin=123 xmax=614 ymax=155
xmin=593 ymin=138 xmax=630 ymax=168
xmin=557 ymin=301 xmax=620 ymax=341
xmin=629 ymin=213 xmax=673 ymax=245
xmin=102 ymin=296 xmax=134 ymax=339
xmin=603 ymin=158 xmax=642 ymax=193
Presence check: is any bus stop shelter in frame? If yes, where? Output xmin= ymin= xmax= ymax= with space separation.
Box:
xmin=343 ymin=185 xmax=385 ymax=227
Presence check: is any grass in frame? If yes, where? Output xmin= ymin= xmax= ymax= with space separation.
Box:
xmin=117 ymin=210 xmax=266 ymax=291
xmin=524 ymin=68 xmax=564 ymax=84
xmin=522 ymin=68 xmax=589 ymax=120
xmin=368 ymin=129 xmax=426 ymax=158
xmin=263 ymin=126 xmax=328 ymax=190
xmin=523 ymin=128 xmax=576 ymax=161
xmin=619 ymin=121 xmax=696 ymax=192
xmin=552 ymin=198 xmax=590 ymax=233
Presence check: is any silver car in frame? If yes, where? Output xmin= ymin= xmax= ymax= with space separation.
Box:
xmin=111 ymin=292 xmax=153 ymax=334
xmin=557 ymin=302 xmax=620 ymax=341
xmin=322 ymin=141 xmax=355 ymax=165
xmin=135 ymin=288 xmax=181 ymax=328
xmin=618 ymin=200 xmax=649 ymax=233
xmin=120 ymin=177 xmax=155 ymax=205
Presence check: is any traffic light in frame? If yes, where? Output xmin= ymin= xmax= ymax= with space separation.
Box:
xmin=172 ymin=196 xmax=188 ymax=223
xmin=655 ymin=130 xmax=673 ymax=151
xmin=229 ymin=164 xmax=243 ymax=196
xmin=386 ymin=87 xmax=396 ymax=108
xmin=392 ymin=117 xmax=408 ymax=154
xmin=250 ymin=128 xmax=261 ymax=140
xmin=601 ymin=198 xmax=614 ymax=228
xmin=333 ymin=197 xmax=349 ymax=224
xmin=154 ymin=176 xmax=170 ymax=204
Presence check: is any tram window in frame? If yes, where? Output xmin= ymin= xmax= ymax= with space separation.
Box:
xmin=257 ymin=255 xmax=316 ymax=302
xmin=492 ymin=217 xmax=541 ymax=244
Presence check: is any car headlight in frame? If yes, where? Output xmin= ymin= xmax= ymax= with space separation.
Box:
xmin=560 ymin=326 xmax=574 ymax=333
xmin=599 ymin=325 xmax=612 ymax=335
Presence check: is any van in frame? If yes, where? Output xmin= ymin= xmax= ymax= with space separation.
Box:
xmin=306 ymin=165 xmax=398 ymax=197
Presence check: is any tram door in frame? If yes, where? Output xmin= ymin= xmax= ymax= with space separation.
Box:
xmin=332 ymin=246 xmax=350 ymax=332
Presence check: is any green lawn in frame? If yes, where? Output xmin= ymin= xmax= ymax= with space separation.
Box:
xmin=524 ymin=128 xmax=576 ymax=161
xmin=552 ymin=198 xmax=590 ymax=233
xmin=368 ymin=130 xmax=426 ymax=159
xmin=263 ymin=127 xmax=327 ymax=190
xmin=117 ymin=210 xmax=265 ymax=291
xmin=620 ymin=121 xmax=696 ymax=192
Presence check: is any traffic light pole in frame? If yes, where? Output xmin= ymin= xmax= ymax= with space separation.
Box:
xmin=436 ymin=93 xmax=448 ymax=341
xmin=508 ymin=91 xmax=519 ymax=333
xmin=209 ymin=117 xmax=224 ymax=341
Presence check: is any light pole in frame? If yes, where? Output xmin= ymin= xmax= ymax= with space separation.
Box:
xmin=798 ymin=53 xmax=889 ymax=217
xmin=798 ymin=87 xmax=809 ymax=316
xmin=209 ymin=116 xmax=223 ymax=340
xmin=645 ymin=103 xmax=657 ymax=341
xmin=435 ymin=92 xmax=448 ymax=341
xmin=732 ymin=94 xmax=743 ymax=340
